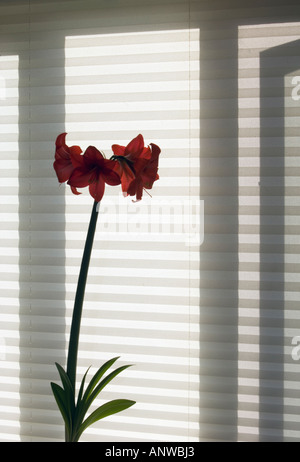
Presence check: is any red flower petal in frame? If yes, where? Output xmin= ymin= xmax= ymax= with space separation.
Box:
xmin=126 ymin=177 xmax=144 ymax=201
xmin=70 ymin=186 xmax=81 ymax=195
xmin=54 ymin=133 xmax=83 ymax=184
xmin=115 ymin=160 xmax=135 ymax=195
xmin=84 ymin=145 xmax=104 ymax=162
xmin=124 ymin=134 xmax=144 ymax=158
xmin=140 ymin=143 xmax=161 ymax=188
xmin=68 ymin=167 xmax=92 ymax=188
xmin=101 ymin=159 xmax=121 ymax=186
xmin=53 ymin=159 xmax=74 ymax=183
xmin=150 ymin=143 xmax=161 ymax=159
xmin=55 ymin=132 xmax=67 ymax=150
xmin=69 ymin=145 xmax=83 ymax=156
xmin=111 ymin=144 xmax=126 ymax=157
xmin=132 ymin=147 xmax=152 ymax=175
xmin=89 ymin=176 xmax=105 ymax=202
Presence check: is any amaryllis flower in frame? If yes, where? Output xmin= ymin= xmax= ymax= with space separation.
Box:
xmin=67 ymin=146 xmax=121 ymax=202
xmin=126 ymin=142 xmax=160 ymax=201
xmin=111 ymin=134 xmax=161 ymax=201
xmin=53 ymin=133 xmax=83 ymax=195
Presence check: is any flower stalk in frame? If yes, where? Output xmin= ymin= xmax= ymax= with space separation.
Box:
xmin=66 ymin=200 xmax=99 ymax=392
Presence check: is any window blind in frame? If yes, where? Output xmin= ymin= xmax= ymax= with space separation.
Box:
xmin=1 ymin=0 xmax=300 ymax=444
xmin=193 ymin=0 xmax=300 ymax=442
xmin=0 ymin=0 xmax=200 ymax=442
xmin=237 ymin=20 xmax=300 ymax=442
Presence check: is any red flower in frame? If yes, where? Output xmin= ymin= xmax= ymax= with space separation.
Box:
xmin=67 ymin=146 xmax=121 ymax=202
xmin=111 ymin=134 xmax=161 ymax=201
xmin=54 ymin=133 xmax=160 ymax=202
xmin=53 ymin=133 xmax=83 ymax=195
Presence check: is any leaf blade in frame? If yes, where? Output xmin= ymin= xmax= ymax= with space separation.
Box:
xmin=78 ymin=362 xmax=133 ymax=426
xmin=77 ymin=366 xmax=91 ymax=407
xmin=72 ymin=366 xmax=92 ymax=436
xmin=76 ymin=399 xmax=136 ymax=441
xmin=51 ymin=382 xmax=72 ymax=438
xmin=55 ymin=362 xmax=74 ymax=394
xmin=88 ymin=364 xmax=132 ymax=407
xmin=82 ymin=357 xmax=120 ymax=403
xmin=54 ymin=362 xmax=75 ymax=419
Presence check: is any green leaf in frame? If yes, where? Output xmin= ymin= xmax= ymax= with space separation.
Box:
xmin=75 ymin=399 xmax=136 ymax=441
xmin=75 ymin=358 xmax=120 ymax=426
xmin=51 ymin=382 xmax=72 ymax=438
xmin=77 ymin=360 xmax=133 ymax=427
xmin=82 ymin=357 xmax=120 ymax=403
xmin=55 ymin=362 xmax=74 ymax=393
xmin=55 ymin=362 xmax=75 ymax=418
xmin=88 ymin=364 xmax=132 ymax=407
xmin=76 ymin=366 xmax=91 ymax=407
xmin=72 ymin=366 xmax=91 ymax=435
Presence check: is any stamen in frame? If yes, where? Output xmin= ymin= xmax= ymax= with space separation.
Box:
xmin=143 ymin=188 xmax=152 ymax=198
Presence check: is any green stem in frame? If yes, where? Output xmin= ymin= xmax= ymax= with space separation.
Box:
xmin=66 ymin=200 xmax=99 ymax=392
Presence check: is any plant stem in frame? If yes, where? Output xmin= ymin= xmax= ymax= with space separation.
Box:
xmin=66 ymin=200 xmax=99 ymax=392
